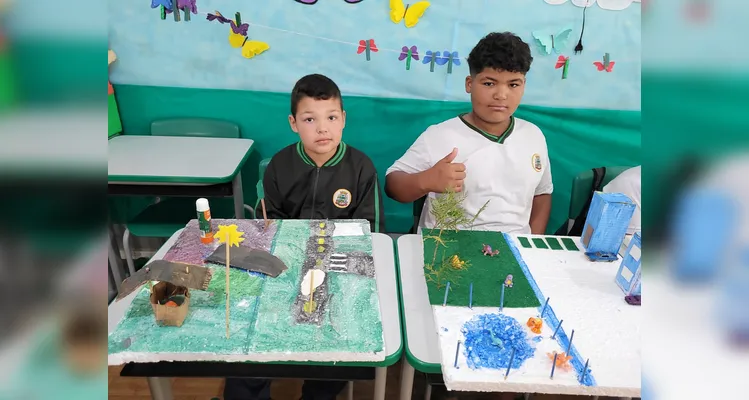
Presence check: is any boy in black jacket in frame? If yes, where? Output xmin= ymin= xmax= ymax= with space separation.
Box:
xmin=223 ymin=74 xmax=385 ymax=400
xmin=262 ymin=73 xmax=385 ymax=233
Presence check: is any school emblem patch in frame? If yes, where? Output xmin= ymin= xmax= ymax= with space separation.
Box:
xmin=532 ymin=153 xmax=542 ymax=172
xmin=333 ymin=189 xmax=352 ymax=209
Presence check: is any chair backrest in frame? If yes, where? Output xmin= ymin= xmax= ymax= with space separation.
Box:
xmin=254 ymin=158 xmax=272 ymax=219
xmin=150 ymin=118 xmax=240 ymax=138
xmin=258 ymin=158 xmax=271 ymax=180
xmin=411 ymin=196 xmax=427 ymax=234
xmin=569 ymin=166 xmax=631 ymax=220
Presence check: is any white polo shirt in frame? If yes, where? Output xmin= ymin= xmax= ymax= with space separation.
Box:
xmin=603 ymin=165 xmax=641 ymax=235
xmin=386 ymin=114 xmax=553 ymax=234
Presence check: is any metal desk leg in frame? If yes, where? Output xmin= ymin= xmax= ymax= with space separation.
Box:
xmin=374 ymin=367 xmax=387 ymax=400
xmin=400 ymin=361 xmax=415 ymax=400
xmin=424 ymin=381 xmax=432 ymax=400
xmin=347 ymin=381 xmax=354 ymax=400
xmin=232 ymin=172 xmax=245 ymax=219
xmin=147 ymin=377 xmax=173 ymax=400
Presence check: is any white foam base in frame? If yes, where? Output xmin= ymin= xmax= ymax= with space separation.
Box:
xmin=108 ymin=349 xmax=386 ymax=366
xmin=429 ymin=235 xmax=641 ymax=397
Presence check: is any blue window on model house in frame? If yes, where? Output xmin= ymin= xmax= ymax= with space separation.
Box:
xmin=580 ymin=192 xmax=636 ymax=262
xmin=616 ymin=231 xmax=641 ymax=295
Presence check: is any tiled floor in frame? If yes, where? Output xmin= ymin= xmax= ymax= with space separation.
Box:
xmin=108 ymin=361 xmax=616 ymax=400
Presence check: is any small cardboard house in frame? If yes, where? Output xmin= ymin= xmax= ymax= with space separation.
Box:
xmin=116 ymin=260 xmax=213 ymax=327
xmin=615 ymin=231 xmax=641 ymax=296
xmin=581 ymin=192 xmax=636 ymax=261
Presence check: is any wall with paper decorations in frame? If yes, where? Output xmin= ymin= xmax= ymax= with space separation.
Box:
xmin=109 ymin=0 xmax=641 ymax=111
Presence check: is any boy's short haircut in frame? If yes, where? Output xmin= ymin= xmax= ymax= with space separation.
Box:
xmin=466 ymin=32 xmax=533 ymax=76
xmin=290 ymin=74 xmax=344 ymax=116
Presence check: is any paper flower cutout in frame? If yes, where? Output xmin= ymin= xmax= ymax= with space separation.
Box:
xmin=214 ymin=224 xmax=245 ymax=247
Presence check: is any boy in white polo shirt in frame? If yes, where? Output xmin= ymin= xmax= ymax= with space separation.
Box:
xmin=385 ymin=31 xmax=553 ymax=234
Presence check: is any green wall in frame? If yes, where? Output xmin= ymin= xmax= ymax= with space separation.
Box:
xmin=112 ymin=84 xmax=640 ymax=233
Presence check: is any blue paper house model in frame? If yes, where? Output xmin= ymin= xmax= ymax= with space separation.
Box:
xmin=581 ymin=192 xmax=636 ymax=261
xmin=616 ymin=232 xmax=641 ymax=295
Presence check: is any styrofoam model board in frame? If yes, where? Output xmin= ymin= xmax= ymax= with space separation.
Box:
xmin=428 ymin=234 xmax=640 ymax=397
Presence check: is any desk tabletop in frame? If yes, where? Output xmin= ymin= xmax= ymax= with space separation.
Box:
xmin=108 ymin=229 xmax=402 ymax=367
xmin=108 ymin=135 xmax=254 ymax=184
xmin=397 ymin=233 xmax=641 ymax=396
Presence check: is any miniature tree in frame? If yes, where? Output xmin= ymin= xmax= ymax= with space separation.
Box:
xmin=423 ymin=187 xmax=489 ymax=288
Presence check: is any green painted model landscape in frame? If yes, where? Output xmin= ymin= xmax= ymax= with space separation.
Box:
xmin=107 ymin=266 xmax=264 ymax=355
xmin=247 ymin=221 xmax=383 ymax=353
xmin=108 ymin=219 xmax=383 ymax=358
xmin=545 ymin=237 xmax=563 ymax=250
xmin=422 ymin=229 xmax=540 ymax=308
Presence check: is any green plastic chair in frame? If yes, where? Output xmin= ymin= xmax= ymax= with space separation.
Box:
xmin=122 ymin=118 xmax=251 ymax=275
xmin=254 ymin=158 xmax=271 ymax=218
xmin=561 ymin=166 xmax=630 ymax=234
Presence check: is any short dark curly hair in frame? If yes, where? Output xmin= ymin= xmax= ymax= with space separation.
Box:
xmin=467 ymin=32 xmax=533 ymax=76
xmin=290 ymin=74 xmax=343 ymax=116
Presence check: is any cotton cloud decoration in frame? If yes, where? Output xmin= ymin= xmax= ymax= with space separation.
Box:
xmin=544 ymin=0 xmax=640 ymax=10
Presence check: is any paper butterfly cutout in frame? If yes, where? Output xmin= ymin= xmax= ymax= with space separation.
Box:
xmin=390 ymin=0 xmax=430 ymax=28
xmin=150 ymin=0 xmax=172 ymax=10
xmin=242 ymin=41 xmax=270 ymax=59
xmin=206 ymin=11 xmax=232 ymax=24
xmin=422 ymin=50 xmax=447 ymax=66
xmin=398 ymin=46 xmax=419 ymax=61
xmin=593 ymin=53 xmax=615 ymax=72
xmin=442 ymin=51 xmax=461 ymax=65
xmin=593 ymin=60 xmax=615 ymax=72
xmin=555 ymin=55 xmax=569 ymax=69
xmin=357 ymin=39 xmax=378 ymax=54
xmin=295 ymin=0 xmax=363 ymax=4
xmin=230 ymin=20 xmax=249 ymax=36
xmin=164 ymin=0 xmax=197 ymax=14
xmin=532 ymin=27 xmax=573 ymax=55
xmin=206 ymin=11 xmax=269 ymax=59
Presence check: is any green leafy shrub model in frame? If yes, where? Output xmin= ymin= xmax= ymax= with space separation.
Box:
xmin=422 ymin=187 xmax=489 ymax=289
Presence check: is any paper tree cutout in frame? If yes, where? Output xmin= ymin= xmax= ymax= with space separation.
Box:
xmin=215 ymin=224 xmax=245 ymax=338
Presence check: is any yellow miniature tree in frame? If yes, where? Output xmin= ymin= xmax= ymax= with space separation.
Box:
xmin=214 ymin=224 xmax=245 ymax=338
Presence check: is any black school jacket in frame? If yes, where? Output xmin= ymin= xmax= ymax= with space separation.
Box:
xmin=263 ymin=141 xmax=385 ymax=233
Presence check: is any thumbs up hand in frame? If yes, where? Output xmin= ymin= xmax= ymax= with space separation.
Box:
xmin=424 ymin=148 xmax=466 ymax=193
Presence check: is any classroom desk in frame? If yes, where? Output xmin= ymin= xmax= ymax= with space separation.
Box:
xmin=107 ymin=135 xmax=254 ymax=279
xmin=108 ymin=230 xmax=402 ymax=400
xmin=396 ymin=234 xmax=639 ymax=400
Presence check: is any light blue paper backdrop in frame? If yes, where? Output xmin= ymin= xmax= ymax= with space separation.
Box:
xmin=103 ymin=0 xmax=639 ymax=110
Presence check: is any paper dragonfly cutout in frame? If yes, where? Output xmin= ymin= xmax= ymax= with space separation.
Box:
xmin=207 ymin=12 xmax=248 ymax=35
xmin=151 ymin=0 xmax=197 ymax=21
xmin=593 ymin=53 xmax=615 ymax=72
xmin=532 ymin=26 xmax=573 ymax=55
xmin=390 ymin=0 xmax=431 ymax=28
xmin=206 ymin=11 xmax=270 ymax=59
xmin=295 ymin=0 xmax=363 ymax=3
xmin=398 ymin=46 xmax=419 ymax=70
xmin=555 ymin=55 xmax=570 ymax=80
xmin=357 ymin=39 xmax=378 ymax=61
xmin=423 ymin=51 xmax=460 ymax=73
